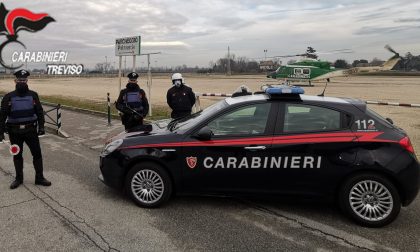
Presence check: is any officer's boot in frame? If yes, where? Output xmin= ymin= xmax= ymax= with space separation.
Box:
xmin=10 ymin=159 xmax=24 ymax=189
xmin=33 ymin=158 xmax=51 ymax=186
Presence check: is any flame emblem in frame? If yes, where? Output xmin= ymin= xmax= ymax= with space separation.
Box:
xmin=0 ymin=3 xmax=55 ymax=69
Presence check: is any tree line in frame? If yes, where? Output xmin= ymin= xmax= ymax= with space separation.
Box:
xmin=209 ymin=54 xmax=261 ymax=73
xmin=86 ymin=52 xmax=420 ymax=74
xmin=333 ymin=52 xmax=420 ymax=71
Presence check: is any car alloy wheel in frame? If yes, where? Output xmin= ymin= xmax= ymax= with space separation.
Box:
xmin=125 ymin=162 xmax=172 ymax=208
xmin=339 ymin=173 xmax=400 ymax=227
xmin=131 ymin=169 xmax=164 ymax=204
xmin=349 ymin=180 xmax=393 ymax=222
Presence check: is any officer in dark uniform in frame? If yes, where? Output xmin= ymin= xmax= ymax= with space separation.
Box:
xmin=0 ymin=70 xmax=51 ymax=189
xmin=166 ymin=73 xmax=196 ymax=119
xmin=115 ymin=72 xmax=149 ymax=130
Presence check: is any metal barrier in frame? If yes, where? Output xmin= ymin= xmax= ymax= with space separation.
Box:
xmin=42 ymin=102 xmax=62 ymax=133
xmin=365 ymin=100 xmax=420 ymax=108
xmin=0 ymin=96 xmax=63 ymax=133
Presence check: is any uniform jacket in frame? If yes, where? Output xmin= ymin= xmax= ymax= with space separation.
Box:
xmin=116 ymin=83 xmax=149 ymax=117
xmin=0 ymin=90 xmax=45 ymax=134
xmin=166 ymin=85 xmax=196 ymax=112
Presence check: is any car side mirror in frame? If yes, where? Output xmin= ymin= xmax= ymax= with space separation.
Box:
xmin=194 ymin=126 xmax=213 ymax=141
xmin=386 ymin=118 xmax=394 ymax=125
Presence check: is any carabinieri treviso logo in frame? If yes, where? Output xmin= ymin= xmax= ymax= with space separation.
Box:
xmin=0 ymin=3 xmax=83 ymax=75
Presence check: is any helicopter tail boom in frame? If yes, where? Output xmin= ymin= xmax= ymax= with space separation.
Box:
xmin=381 ymin=56 xmax=401 ymax=70
xmin=312 ymin=69 xmax=347 ymax=81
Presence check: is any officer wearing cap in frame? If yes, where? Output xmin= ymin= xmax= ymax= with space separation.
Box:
xmin=0 ymin=70 xmax=51 ymax=189
xmin=166 ymin=73 xmax=196 ymax=119
xmin=116 ymin=72 xmax=149 ymax=130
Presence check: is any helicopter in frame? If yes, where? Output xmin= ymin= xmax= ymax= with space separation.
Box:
xmin=267 ymin=45 xmax=402 ymax=85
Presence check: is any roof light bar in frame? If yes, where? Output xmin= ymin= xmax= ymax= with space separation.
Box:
xmin=265 ymin=85 xmax=305 ymax=95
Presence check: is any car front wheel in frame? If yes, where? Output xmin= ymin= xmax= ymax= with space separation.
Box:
xmin=339 ymin=173 xmax=401 ymax=227
xmin=125 ymin=162 xmax=172 ymax=208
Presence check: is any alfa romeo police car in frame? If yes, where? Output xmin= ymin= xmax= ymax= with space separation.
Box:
xmin=99 ymin=85 xmax=419 ymax=227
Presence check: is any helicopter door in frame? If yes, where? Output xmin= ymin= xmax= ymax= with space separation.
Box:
xmin=303 ymin=68 xmax=311 ymax=78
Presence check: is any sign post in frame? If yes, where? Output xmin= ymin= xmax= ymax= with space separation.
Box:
xmin=115 ymin=36 xmax=161 ymax=117
xmin=118 ymin=56 xmax=122 ymax=91
xmin=115 ymin=36 xmax=141 ymax=92
xmin=147 ymin=54 xmax=151 ymax=116
xmin=140 ymin=52 xmax=161 ymax=117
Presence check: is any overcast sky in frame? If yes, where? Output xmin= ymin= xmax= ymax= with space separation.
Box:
xmin=3 ymin=0 xmax=420 ymax=69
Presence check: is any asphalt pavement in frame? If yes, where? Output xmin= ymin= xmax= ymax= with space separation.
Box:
xmin=0 ymin=109 xmax=419 ymax=251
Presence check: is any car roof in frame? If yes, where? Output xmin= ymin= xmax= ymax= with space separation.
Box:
xmin=226 ymin=93 xmax=355 ymax=106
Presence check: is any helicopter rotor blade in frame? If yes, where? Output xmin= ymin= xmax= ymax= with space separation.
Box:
xmin=317 ymin=50 xmax=354 ymax=55
xmin=317 ymin=49 xmax=354 ymax=54
xmin=272 ymin=48 xmax=353 ymax=58
xmin=318 ymin=49 xmax=353 ymax=53
xmin=271 ymin=54 xmax=304 ymax=58
xmin=385 ymin=44 xmax=399 ymax=57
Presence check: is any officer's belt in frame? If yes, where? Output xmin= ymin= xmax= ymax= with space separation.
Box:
xmin=7 ymin=122 xmax=37 ymax=130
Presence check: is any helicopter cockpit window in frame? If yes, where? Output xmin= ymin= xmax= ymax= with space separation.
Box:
xmin=303 ymin=68 xmax=310 ymax=74
xmin=294 ymin=68 xmax=303 ymax=74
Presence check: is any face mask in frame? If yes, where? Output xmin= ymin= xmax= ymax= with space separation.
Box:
xmin=15 ymin=82 xmax=28 ymax=94
xmin=173 ymin=80 xmax=182 ymax=87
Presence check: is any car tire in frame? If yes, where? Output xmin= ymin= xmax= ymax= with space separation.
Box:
xmin=339 ymin=173 xmax=401 ymax=227
xmin=125 ymin=162 xmax=172 ymax=208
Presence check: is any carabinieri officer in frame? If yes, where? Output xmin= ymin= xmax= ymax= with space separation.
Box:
xmin=0 ymin=70 xmax=51 ymax=189
xmin=116 ymin=72 xmax=149 ymax=130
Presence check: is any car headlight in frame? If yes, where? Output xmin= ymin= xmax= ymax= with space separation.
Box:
xmin=101 ymin=139 xmax=123 ymax=157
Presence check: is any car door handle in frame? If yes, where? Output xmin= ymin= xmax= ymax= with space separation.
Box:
xmin=161 ymin=149 xmax=176 ymax=152
xmin=244 ymin=146 xmax=267 ymax=150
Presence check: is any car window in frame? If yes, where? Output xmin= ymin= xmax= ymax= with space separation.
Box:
xmin=172 ymin=100 xmax=228 ymax=132
xmin=207 ymin=103 xmax=271 ymax=136
xmin=284 ymin=104 xmax=341 ymax=133
xmin=366 ymin=108 xmax=394 ymax=129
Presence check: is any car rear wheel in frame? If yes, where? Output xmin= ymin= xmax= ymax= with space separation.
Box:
xmin=125 ymin=162 xmax=172 ymax=208
xmin=339 ymin=173 xmax=401 ymax=227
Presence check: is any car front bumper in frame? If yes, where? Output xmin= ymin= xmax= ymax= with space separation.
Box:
xmin=99 ymin=154 xmax=126 ymax=190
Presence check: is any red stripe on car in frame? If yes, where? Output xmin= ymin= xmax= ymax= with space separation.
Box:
xmin=121 ymin=131 xmax=395 ymax=150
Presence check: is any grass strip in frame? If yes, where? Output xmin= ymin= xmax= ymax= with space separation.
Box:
xmin=0 ymin=91 xmax=171 ymax=121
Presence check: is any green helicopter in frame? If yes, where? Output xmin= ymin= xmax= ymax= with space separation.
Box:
xmin=267 ymin=45 xmax=402 ymax=85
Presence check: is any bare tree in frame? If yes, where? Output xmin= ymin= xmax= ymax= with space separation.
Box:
xmin=95 ymin=62 xmax=111 ymax=73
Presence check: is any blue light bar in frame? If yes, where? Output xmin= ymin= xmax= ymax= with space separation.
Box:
xmin=265 ymin=85 xmax=305 ymax=95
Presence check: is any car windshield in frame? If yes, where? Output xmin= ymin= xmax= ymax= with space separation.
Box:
xmin=170 ymin=100 xmax=228 ymax=132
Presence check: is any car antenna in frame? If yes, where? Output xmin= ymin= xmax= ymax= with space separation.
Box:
xmin=318 ymin=78 xmax=330 ymax=97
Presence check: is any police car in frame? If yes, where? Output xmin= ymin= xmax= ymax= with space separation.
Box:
xmin=99 ymin=85 xmax=419 ymax=227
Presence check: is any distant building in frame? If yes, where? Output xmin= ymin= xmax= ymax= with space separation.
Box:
xmin=32 ymin=69 xmax=46 ymax=74
xmin=355 ymin=63 xmax=369 ymax=67
xmin=259 ymin=60 xmax=279 ymax=71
